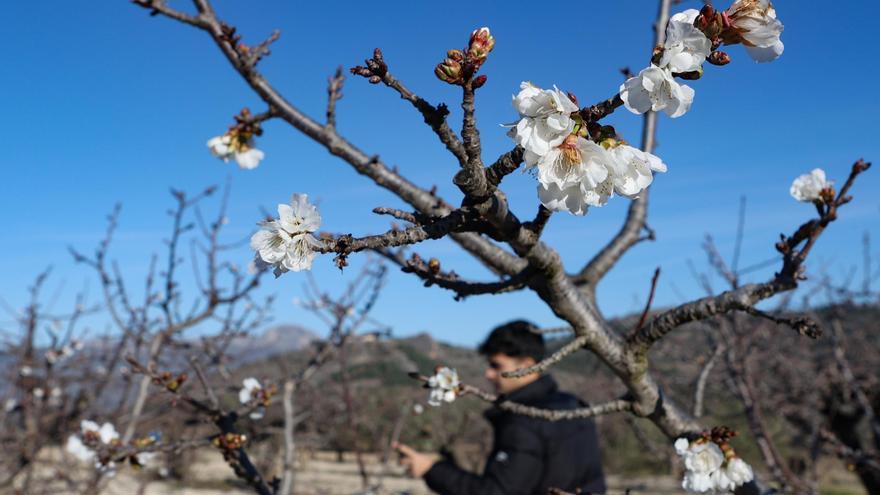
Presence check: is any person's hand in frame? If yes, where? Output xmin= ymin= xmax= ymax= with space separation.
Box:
xmin=393 ymin=442 xmax=439 ymax=478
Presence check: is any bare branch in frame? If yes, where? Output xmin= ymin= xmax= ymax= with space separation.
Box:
xmin=485 ymin=146 xmax=524 ymax=187
xmin=379 ymin=249 xmax=530 ymax=300
xmin=461 ymin=384 xmax=633 ymax=420
xmin=319 ymin=209 xmax=471 ymax=268
xmin=629 ymin=267 xmax=661 ymax=337
xmin=325 ymin=66 xmax=344 ymax=130
xmin=693 ymin=342 xmax=724 ymax=418
xmin=350 ymin=48 xmax=467 ymax=165
xmin=501 ymin=335 xmax=589 ymax=378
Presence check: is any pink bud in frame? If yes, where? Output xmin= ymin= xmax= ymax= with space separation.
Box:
xmin=468 ymin=27 xmax=495 ymax=62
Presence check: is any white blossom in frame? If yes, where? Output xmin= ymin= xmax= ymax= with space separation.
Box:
xmin=207 ymin=135 xmax=232 ymax=159
xmin=676 ymin=438 xmax=754 ymax=493
xmin=526 ymin=135 xmax=609 ymax=189
xmin=539 ymin=181 xmax=596 ymax=217
xmin=427 ymin=367 xmax=459 ymax=407
xmin=82 ymin=420 xmax=120 ymax=445
xmin=661 ymin=9 xmax=712 ymax=73
xmin=608 ymin=144 xmax=668 ymax=198
xmin=684 ymin=442 xmax=725 ymax=475
xmin=134 ymin=451 xmax=157 ymax=468
xmin=234 ymin=148 xmax=265 ymax=170
xmin=711 ymin=469 xmax=736 ymax=493
xmin=238 ymin=377 xmax=268 ymax=420
xmin=682 ymin=470 xmax=716 ymax=493
xmin=65 ymin=435 xmax=96 ymax=463
xmin=727 ymin=0 xmax=784 ymax=62
xmin=19 ymin=365 xmax=33 ymax=377
xmin=533 ymin=139 xmax=667 ymax=215
xmin=67 ymin=420 xmax=120 ymax=468
xmin=508 ymin=82 xmax=579 ymax=157
xmin=620 ymin=65 xmax=695 ymax=118
xmin=725 ymin=457 xmax=754 ymax=485
xmin=239 ymin=377 xmax=262 ymax=405
xmin=207 ymin=134 xmax=265 ymax=170
xmin=251 ymin=194 xmax=323 ymax=276
xmin=3 ymin=398 xmax=17 ymax=413
xmin=790 ymin=168 xmax=832 ymax=202
xmin=527 ymin=135 xmax=612 ymax=215
xmin=675 ymin=437 xmax=691 ymax=455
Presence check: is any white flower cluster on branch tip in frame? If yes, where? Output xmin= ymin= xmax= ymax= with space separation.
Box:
xmin=506 ymin=83 xmax=667 ymax=216
xmin=207 ymin=133 xmax=265 ymax=169
xmin=621 ymin=2 xmax=784 ymax=118
xmin=239 ymin=377 xmax=267 ymax=420
xmin=45 ymin=339 xmax=83 ymax=364
xmin=250 ymin=194 xmax=322 ymax=276
xmin=790 ymin=168 xmax=833 ymax=203
xmin=426 ymin=366 xmax=459 ymax=406
xmin=65 ymin=420 xmax=122 ymax=475
xmin=675 ymin=438 xmax=754 ymax=493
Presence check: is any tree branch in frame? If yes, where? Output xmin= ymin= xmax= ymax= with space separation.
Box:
xmin=502 ymin=335 xmax=589 ymax=378
xmin=350 ymin=48 xmax=467 ymax=165
xmin=461 ymin=384 xmax=633 ymax=420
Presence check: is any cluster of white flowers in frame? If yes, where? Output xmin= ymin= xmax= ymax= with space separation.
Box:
xmin=509 ymin=82 xmax=579 ymax=160
xmin=507 ymin=82 xmax=667 ymax=215
xmin=65 ymin=421 xmax=158 ymax=473
xmin=621 ymin=2 xmax=783 ymax=118
xmin=65 ymin=420 xmax=121 ymax=475
xmin=250 ymin=194 xmax=323 ymax=275
xmin=675 ymin=438 xmax=754 ymax=493
xmin=790 ymin=168 xmax=832 ymax=203
xmin=207 ymin=133 xmax=265 ymax=169
xmin=45 ymin=339 xmax=83 ymax=364
xmin=621 ymin=9 xmax=706 ymax=118
xmin=238 ymin=377 xmax=267 ymax=420
xmin=426 ymin=367 xmax=459 ymax=406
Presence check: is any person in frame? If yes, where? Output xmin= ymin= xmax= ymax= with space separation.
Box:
xmin=395 ymin=320 xmax=606 ymax=494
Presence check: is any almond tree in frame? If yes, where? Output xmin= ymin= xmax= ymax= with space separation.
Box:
xmin=1 ymin=186 xmax=274 ymax=493
xmin=126 ymin=0 xmax=871 ymax=493
xmin=689 ymin=227 xmax=880 ymax=494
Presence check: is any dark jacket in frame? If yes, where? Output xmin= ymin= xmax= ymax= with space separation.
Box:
xmin=424 ymin=375 xmax=606 ymax=494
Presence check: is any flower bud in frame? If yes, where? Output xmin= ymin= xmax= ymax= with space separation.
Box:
xmin=428 ymin=258 xmax=441 ymax=274
xmin=695 ymin=5 xmax=727 ymax=40
xmin=472 ymin=74 xmax=487 ymax=89
xmin=435 ymin=57 xmax=463 ymax=84
xmin=468 ymin=27 xmax=495 ymax=63
xmin=707 ymin=51 xmax=731 ymax=66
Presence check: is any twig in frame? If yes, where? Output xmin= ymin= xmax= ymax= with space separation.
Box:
xmin=502 ymin=335 xmax=588 ymax=378
xmin=325 ymin=67 xmax=344 ymax=130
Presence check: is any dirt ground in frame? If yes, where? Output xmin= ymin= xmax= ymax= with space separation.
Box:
xmin=13 ymin=449 xmax=868 ymax=494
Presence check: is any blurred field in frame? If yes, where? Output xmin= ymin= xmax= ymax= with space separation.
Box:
xmin=87 ymin=450 xmax=864 ymax=495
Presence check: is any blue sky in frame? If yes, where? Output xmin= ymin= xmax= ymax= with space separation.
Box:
xmin=2 ymin=0 xmax=878 ymax=346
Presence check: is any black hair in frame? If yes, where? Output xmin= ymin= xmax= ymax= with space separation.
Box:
xmin=478 ymin=320 xmax=545 ymax=362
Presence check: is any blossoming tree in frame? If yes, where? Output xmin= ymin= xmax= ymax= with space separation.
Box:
xmin=117 ymin=0 xmax=872 ymax=493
